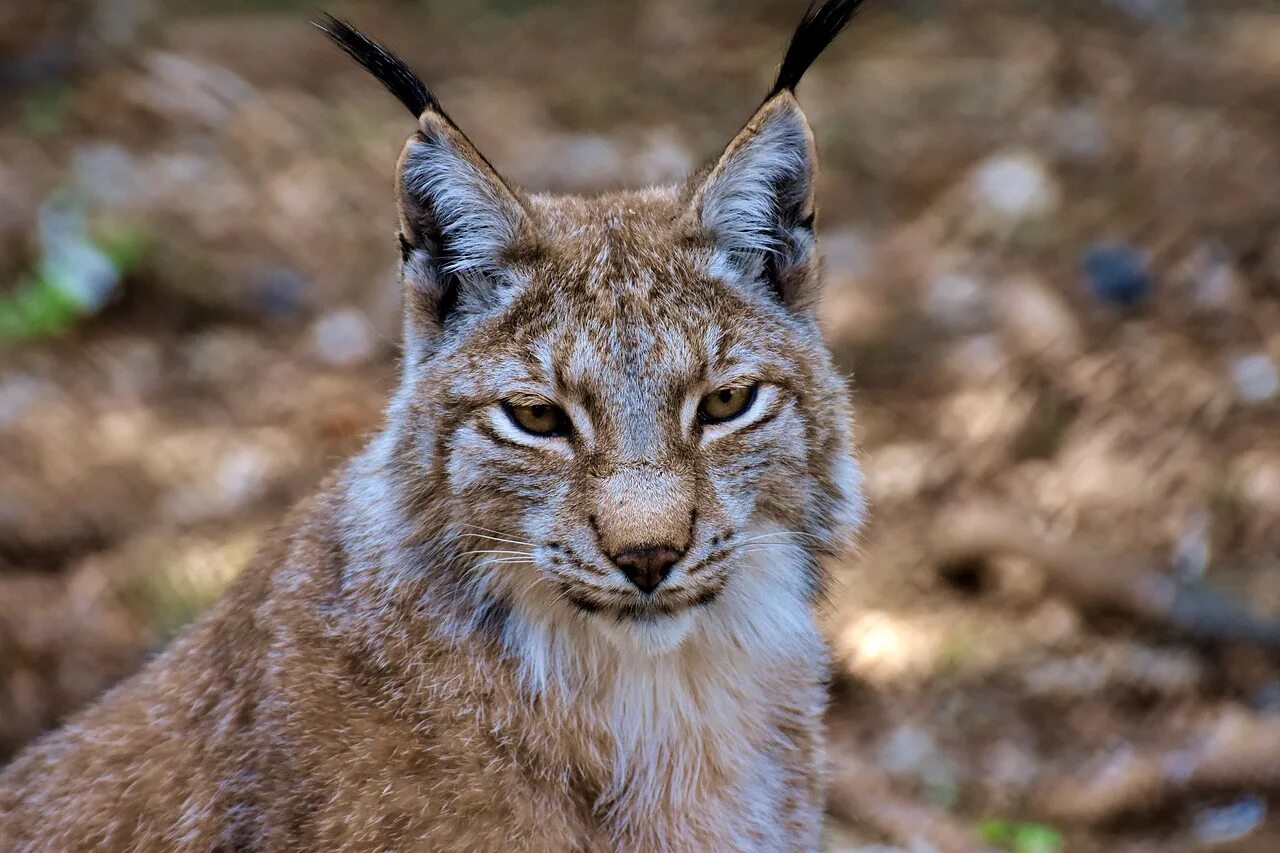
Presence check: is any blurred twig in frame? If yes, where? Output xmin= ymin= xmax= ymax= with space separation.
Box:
xmin=930 ymin=506 xmax=1280 ymax=650
xmin=1036 ymin=706 xmax=1280 ymax=825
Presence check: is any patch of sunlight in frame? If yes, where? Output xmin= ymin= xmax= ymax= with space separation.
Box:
xmin=836 ymin=609 xmax=948 ymax=684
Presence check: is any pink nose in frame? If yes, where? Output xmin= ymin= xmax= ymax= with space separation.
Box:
xmin=611 ymin=546 xmax=682 ymax=593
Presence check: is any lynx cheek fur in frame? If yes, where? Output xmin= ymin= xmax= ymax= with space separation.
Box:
xmin=0 ymin=2 xmax=866 ymax=850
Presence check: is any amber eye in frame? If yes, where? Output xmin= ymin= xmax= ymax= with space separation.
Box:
xmin=698 ymin=383 xmax=758 ymax=425
xmin=502 ymin=401 xmax=571 ymax=437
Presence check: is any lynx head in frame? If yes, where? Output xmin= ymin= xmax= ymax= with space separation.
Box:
xmin=323 ymin=2 xmax=865 ymax=665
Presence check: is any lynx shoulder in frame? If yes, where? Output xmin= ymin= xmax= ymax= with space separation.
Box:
xmin=0 ymin=3 xmax=866 ymax=850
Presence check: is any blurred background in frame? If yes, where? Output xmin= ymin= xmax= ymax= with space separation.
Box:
xmin=2 ymin=0 xmax=1280 ymax=849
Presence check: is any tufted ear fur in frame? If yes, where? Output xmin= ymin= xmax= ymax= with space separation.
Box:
xmin=395 ymin=113 xmax=533 ymax=333
xmin=691 ymin=93 xmax=819 ymax=312
xmin=317 ymin=16 xmax=533 ymax=343
xmin=689 ymin=0 xmax=862 ymax=313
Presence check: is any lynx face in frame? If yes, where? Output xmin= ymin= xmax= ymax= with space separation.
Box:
xmin=409 ymin=192 xmax=861 ymax=653
xmin=324 ymin=14 xmax=864 ymax=659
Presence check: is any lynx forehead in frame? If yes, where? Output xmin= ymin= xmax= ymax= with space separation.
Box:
xmin=1 ymin=3 xmax=867 ymax=850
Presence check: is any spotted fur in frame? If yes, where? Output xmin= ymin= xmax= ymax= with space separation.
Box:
xmin=1 ymin=4 xmax=865 ymax=850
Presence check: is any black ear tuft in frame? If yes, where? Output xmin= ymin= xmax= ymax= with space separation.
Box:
xmin=768 ymin=0 xmax=864 ymax=99
xmin=314 ymin=14 xmax=443 ymax=119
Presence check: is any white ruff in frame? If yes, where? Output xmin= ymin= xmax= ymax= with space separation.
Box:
xmin=494 ymin=542 xmax=822 ymax=848
xmin=597 ymin=610 xmax=695 ymax=654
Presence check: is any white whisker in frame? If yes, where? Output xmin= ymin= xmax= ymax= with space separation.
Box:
xmin=457 ymin=525 xmax=538 ymax=548
xmin=734 ymin=530 xmax=822 ymax=545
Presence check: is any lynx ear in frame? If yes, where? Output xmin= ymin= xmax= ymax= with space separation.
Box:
xmin=317 ymin=16 xmax=532 ymax=334
xmin=691 ymin=0 xmax=862 ymax=312
xmin=691 ymin=93 xmax=818 ymax=311
xmin=395 ymin=113 xmax=531 ymax=327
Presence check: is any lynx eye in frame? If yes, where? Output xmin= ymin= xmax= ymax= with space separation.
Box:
xmin=502 ymin=400 xmax=571 ymax=438
xmin=698 ymin=383 xmax=758 ymax=425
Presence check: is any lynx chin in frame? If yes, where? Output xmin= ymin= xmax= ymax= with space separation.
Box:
xmin=0 ymin=2 xmax=867 ymax=850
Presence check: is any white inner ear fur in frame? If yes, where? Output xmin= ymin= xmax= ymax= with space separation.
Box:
xmin=401 ymin=136 xmax=523 ymax=277
xmin=697 ymin=100 xmax=815 ymax=262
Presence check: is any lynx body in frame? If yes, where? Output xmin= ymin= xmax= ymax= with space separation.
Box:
xmin=0 ymin=3 xmax=866 ymax=850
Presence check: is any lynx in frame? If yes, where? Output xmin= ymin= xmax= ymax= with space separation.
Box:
xmin=0 ymin=2 xmax=866 ymax=850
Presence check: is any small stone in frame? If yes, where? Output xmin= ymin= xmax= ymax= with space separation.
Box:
xmin=73 ymin=144 xmax=143 ymax=207
xmin=41 ymin=239 xmax=120 ymax=312
xmin=1179 ymin=244 xmax=1247 ymax=314
xmin=1083 ymin=243 xmax=1153 ymax=307
xmin=215 ymin=445 xmax=273 ymax=512
xmin=969 ymin=151 xmax=1061 ymax=227
xmin=311 ymin=308 xmax=377 ymax=368
xmin=1233 ymin=452 xmax=1280 ymax=514
xmin=252 ymin=267 xmax=310 ymax=320
xmin=1231 ymin=353 xmax=1279 ymax=403
xmin=945 ymin=335 xmax=1009 ymax=382
xmin=998 ymin=275 xmax=1083 ymax=364
xmin=1193 ymin=796 xmax=1266 ymax=846
xmin=1046 ymin=106 xmax=1109 ymax=163
xmin=36 ymin=196 xmax=121 ymax=312
xmin=925 ymin=270 xmax=989 ymax=331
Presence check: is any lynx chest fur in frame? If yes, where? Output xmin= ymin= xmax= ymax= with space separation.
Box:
xmin=0 ymin=3 xmax=867 ymax=851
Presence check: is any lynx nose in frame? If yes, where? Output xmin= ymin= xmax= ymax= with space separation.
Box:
xmin=611 ymin=546 xmax=682 ymax=593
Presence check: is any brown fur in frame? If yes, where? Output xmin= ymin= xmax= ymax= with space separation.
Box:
xmin=1 ymin=7 xmax=865 ymax=850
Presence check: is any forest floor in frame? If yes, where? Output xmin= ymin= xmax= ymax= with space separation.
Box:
xmin=2 ymin=1 xmax=1279 ymax=850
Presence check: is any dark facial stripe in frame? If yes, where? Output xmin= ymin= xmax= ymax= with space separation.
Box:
xmin=473 ymin=416 xmax=526 ymax=450
xmin=682 ymin=544 xmax=736 ymax=577
xmin=737 ymin=397 xmax=788 ymax=437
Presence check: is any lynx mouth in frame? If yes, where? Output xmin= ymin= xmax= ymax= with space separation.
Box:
xmin=561 ymin=585 xmax=723 ymax=621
